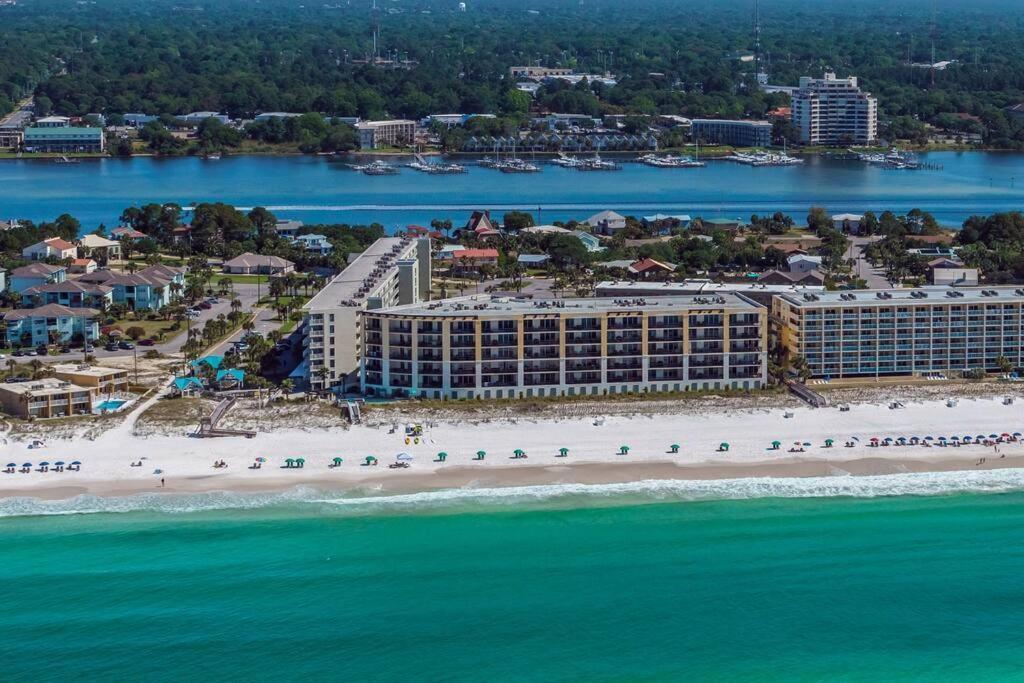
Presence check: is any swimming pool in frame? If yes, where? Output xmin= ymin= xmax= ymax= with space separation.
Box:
xmin=95 ymin=399 xmax=127 ymax=412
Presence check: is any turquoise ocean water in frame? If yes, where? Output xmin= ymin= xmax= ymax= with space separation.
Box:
xmin=4 ymin=481 xmax=1024 ymax=680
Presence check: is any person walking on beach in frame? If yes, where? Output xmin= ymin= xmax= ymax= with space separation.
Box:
xmin=160 ymin=478 xmax=165 ymax=487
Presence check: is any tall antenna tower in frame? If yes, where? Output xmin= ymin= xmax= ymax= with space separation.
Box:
xmin=929 ymin=0 xmax=937 ymax=86
xmin=371 ymin=0 xmax=381 ymax=61
xmin=753 ymin=0 xmax=761 ymax=77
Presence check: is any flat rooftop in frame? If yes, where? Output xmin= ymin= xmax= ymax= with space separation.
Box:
xmin=777 ymin=286 xmax=1024 ymax=308
xmin=52 ymin=364 xmax=128 ymax=379
xmin=0 ymin=378 xmax=91 ymax=396
xmin=370 ymin=293 xmax=762 ymax=318
xmin=304 ymin=237 xmax=417 ymax=310
xmin=597 ymin=280 xmax=825 ymax=295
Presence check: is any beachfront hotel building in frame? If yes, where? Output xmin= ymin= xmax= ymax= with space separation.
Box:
xmin=773 ymin=287 xmax=1024 ymax=378
xmin=0 ymin=378 xmax=96 ymax=419
xmin=359 ymin=294 xmax=768 ymax=400
xmin=791 ymin=72 xmax=877 ymax=145
xmin=302 ymin=236 xmax=431 ymax=392
xmin=355 ymin=119 xmax=417 ymax=149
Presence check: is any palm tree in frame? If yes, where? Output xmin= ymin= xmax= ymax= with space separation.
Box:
xmin=5 ymin=358 xmax=16 ymax=376
xmin=230 ymin=298 xmax=242 ymax=314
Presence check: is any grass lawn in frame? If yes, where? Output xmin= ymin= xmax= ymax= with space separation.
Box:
xmin=107 ymin=318 xmax=186 ymax=342
xmin=220 ymin=274 xmax=272 ymax=285
xmin=257 ymin=294 xmax=309 ymax=308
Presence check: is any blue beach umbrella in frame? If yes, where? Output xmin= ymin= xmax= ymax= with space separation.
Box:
xmin=396 ymin=453 xmax=413 ymax=461
xmin=5 ymin=463 xmax=14 ymax=468
xmin=22 ymin=463 xmax=31 ymax=468
xmin=71 ymin=461 xmax=81 ymax=465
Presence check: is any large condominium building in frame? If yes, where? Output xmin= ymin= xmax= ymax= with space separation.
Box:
xmin=355 ymin=119 xmax=417 ymax=149
xmin=690 ymin=119 xmax=772 ymax=147
xmin=303 ymin=237 xmax=431 ymax=392
xmin=773 ymin=287 xmax=1024 ymax=378
xmin=791 ymin=72 xmax=877 ymax=145
xmin=360 ymin=294 xmax=768 ymax=400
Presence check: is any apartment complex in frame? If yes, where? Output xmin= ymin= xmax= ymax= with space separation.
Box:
xmin=690 ymin=119 xmax=772 ymax=147
xmin=303 ymin=236 xmax=431 ymax=392
xmin=791 ymin=72 xmax=877 ymax=145
xmin=0 ymin=378 xmax=95 ymax=419
xmin=355 ymin=119 xmax=417 ymax=149
xmin=23 ymin=126 xmax=106 ymax=153
xmin=360 ymin=294 xmax=768 ymax=400
xmin=52 ymin=364 xmax=130 ymax=395
xmin=773 ymin=287 xmax=1024 ymax=378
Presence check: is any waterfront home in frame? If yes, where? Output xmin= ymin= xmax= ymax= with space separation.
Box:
xmin=435 ymin=244 xmax=465 ymax=262
xmin=68 ymin=258 xmax=97 ymax=274
xmin=459 ymin=211 xmax=501 ymax=240
xmin=294 ymin=234 xmax=333 ymax=255
xmin=22 ymin=237 xmax=77 ymax=262
xmin=274 ymin=219 xmax=304 ymax=238
xmin=77 ymin=234 xmax=122 ymax=263
xmin=452 ymin=248 xmax=499 ymax=276
xmin=110 ymin=226 xmax=147 ymax=241
xmin=10 ymin=263 xmax=67 ymax=294
xmin=832 ymin=213 xmax=865 ymax=234
xmin=521 ymin=225 xmax=571 ymax=236
xmin=643 ymin=214 xmax=692 ymax=235
xmin=223 ymin=253 xmax=295 ymax=275
xmin=5 ymin=304 xmax=100 ymax=347
xmin=700 ymin=217 xmax=746 ymax=231
xmin=52 ymin=364 xmax=130 ymax=395
xmin=0 ymin=377 xmax=95 ymax=419
xmin=21 ymin=281 xmax=113 ymax=309
xmin=586 ymin=210 xmax=627 ymax=236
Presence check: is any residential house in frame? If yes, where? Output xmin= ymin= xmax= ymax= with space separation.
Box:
xmin=78 ymin=264 xmax=184 ymax=310
xmin=586 ymin=210 xmax=627 ymax=236
xmin=21 ymin=281 xmax=113 ymax=309
xmin=700 ymin=218 xmax=745 ymax=231
xmin=787 ymin=254 xmax=824 ymax=275
xmin=435 ymin=244 xmax=465 ymax=262
xmin=77 ymin=234 xmax=122 ymax=263
xmin=832 ymin=213 xmax=865 ymax=234
xmin=110 ymin=226 xmax=147 ymax=241
xmin=294 ymin=234 xmax=333 ymax=255
xmin=52 ymin=364 xmax=130 ymax=395
xmin=460 ymin=211 xmax=501 ymax=240
xmin=68 ymin=258 xmax=97 ymax=275
xmin=0 ymin=378 xmax=96 ymax=419
xmin=642 ymin=214 xmax=692 ymax=235
xmin=758 ymin=269 xmax=826 ymax=287
xmin=22 ymin=237 xmax=77 ymax=262
xmin=169 ymin=226 xmax=192 ymax=245
xmin=628 ymin=258 xmax=676 ymax=278
xmin=274 ymin=219 xmax=304 ymax=238
xmin=929 ymin=259 xmax=978 ymax=286
xmin=517 ymin=254 xmax=550 ymax=268
xmin=223 ymin=253 xmax=295 ymax=275
xmin=5 ymin=304 xmax=100 ymax=347
xmin=10 ymin=263 xmax=67 ymax=294
xmin=451 ymin=248 xmax=499 ymax=276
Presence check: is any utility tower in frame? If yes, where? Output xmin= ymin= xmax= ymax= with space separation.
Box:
xmin=371 ymin=0 xmax=381 ymax=61
xmin=753 ymin=0 xmax=761 ymax=77
xmin=929 ymin=0 xmax=937 ymax=86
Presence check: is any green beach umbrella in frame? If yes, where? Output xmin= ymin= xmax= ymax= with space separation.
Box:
xmin=719 ymin=442 xmax=729 ymax=452
xmin=476 ymin=450 xmax=486 ymax=460
xmin=332 ymin=457 xmax=343 ymax=465
xmin=670 ymin=444 xmax=680 ymax=453
xmin=285 ymin=458 xmax=295 ymax=468
xmin=365 ymin=456 xmax=377 ymax=465
xmin=437 ymin=452 xmax=448 ymax=462
xmin=514 ymin=449 xmax=525 ymax=458
xmin=771 ymin=440 xmax=781 ymax=449
xmin=296 ymin=458 xmax=305 ymax=468
xmin=825 ymin=438 xmax=834 ymax=447
xmin=558 ymin=447 xmax=569 ymax=457
xmin=619 ymin=445 xmax=630 ymax=455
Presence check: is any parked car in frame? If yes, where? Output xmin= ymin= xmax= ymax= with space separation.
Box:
xmin=59 ymin=346 xmax=70 ymax=354
xmin=118 ymin=340 xmax=135 ymax=350
xmin=12 ymin=349 xmax=26 ymax=357
xmin=104 ymin=342 xmax=120 ymax=351
xmin=138 ymin=339 xmax=156 ymax=347
xmin=36 ymin=346 xmax=48 ymax=356
xmin=83 ymin=344 xmax=94 ymax=353
xmin=198 ymin=301 xmax=212 ymax=310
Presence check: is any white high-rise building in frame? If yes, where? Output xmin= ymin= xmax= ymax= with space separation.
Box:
xmin=791 ymin=72 xmax=877 ymax=145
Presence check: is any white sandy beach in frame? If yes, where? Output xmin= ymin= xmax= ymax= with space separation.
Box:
xmin=0 ymin=394 xmax=1022 ymax=500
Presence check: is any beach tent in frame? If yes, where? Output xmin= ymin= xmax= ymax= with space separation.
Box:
xmin=365 ymin=456 xmax=378 ymax=465
xmin=719 ymin=443 xmax=729 ymax=452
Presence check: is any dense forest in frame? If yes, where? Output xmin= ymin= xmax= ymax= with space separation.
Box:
xmin=2 ymin=0 xmax=1024 ymax=145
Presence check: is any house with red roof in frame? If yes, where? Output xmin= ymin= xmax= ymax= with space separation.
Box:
xmin=628 ymin=258 xmax=676 ymax=278
xmin=452 ymin=248 xmax=499 ymax=276
xmin=22 ymin=237 xmax=77 ymax=262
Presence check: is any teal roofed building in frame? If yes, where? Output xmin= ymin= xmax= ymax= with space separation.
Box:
xmin=215 ymin=368 xmax=245 ymax=389
xmin=23 ymin=126 xmax=106 ymax=153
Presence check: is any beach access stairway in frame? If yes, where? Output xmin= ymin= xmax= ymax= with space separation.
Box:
xmin=195 ymin=397 xmax=257 ymax=439
xmin=344 ymin=399 xmax=363 ymax=425
xmin=786 ymin=380 xmax=828 ymax=408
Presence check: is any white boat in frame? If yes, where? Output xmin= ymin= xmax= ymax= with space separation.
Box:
xmin=54 ymin=155 xmax=80 ymax=164
xmin=352 ymin=159 xmax=399 ymax=175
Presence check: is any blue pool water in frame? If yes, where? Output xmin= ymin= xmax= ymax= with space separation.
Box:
xmin=94 ymin=399 xmax=126 ymax=412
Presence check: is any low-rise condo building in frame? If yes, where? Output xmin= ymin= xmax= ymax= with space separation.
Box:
xmin=303 ymin=236 xmax=431 ymax=392
xmin=0 ymin=378 xmax=95 ymax=419
xmin=360 ymin=294 xmax=767 ymax=400
xmin=355 ymin=120 xmax=417 ymax=149
xmin=690 ymin=119 xmax=772 ymax=147
xmin=773 ymin=287 xmax=1024 ymax=378
xmin=52 ymin=364 xmax=130 ymax=395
